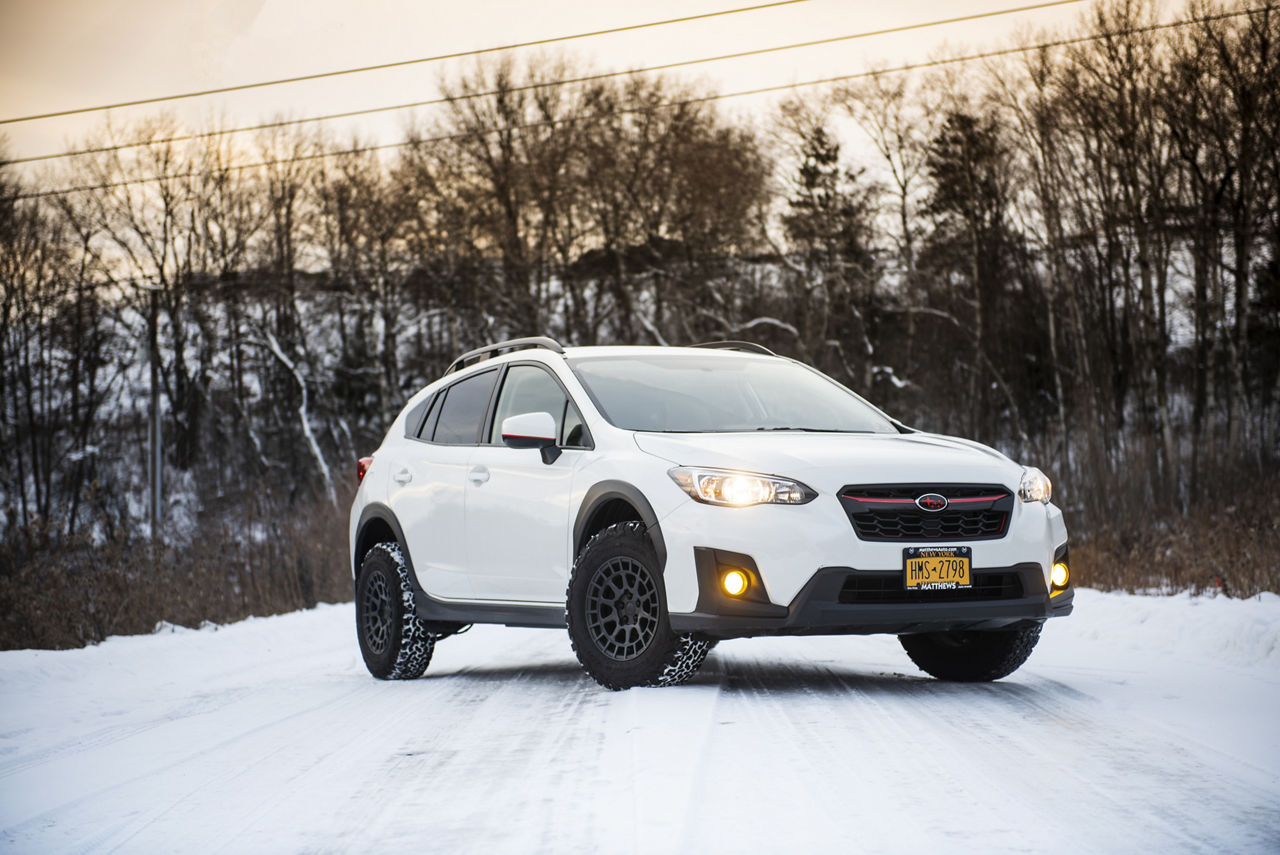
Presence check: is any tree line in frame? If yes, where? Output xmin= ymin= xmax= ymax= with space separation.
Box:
xmin=2 ymin=0 xmax=1277 ymax=636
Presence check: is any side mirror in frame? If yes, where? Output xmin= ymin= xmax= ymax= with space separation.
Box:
xmin=500 ymin=412 xmax=561 ymax=464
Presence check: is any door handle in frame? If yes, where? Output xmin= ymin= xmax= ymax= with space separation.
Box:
xmin=393 ymin=468 xmax=413 ymax=485
xmin=469 ymin=465 xmax=490 ymax=485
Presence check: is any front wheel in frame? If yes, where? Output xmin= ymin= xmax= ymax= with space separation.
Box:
xmin=566 ymin=522 xmax=710 ymax=690
xmin=899 ymin=623 xmax=1042 ymax=682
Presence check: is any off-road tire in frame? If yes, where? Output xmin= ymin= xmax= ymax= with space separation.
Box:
xmin=899 ymin=623 xmax=1042 ymax=682
xmin=356 ymin=542 xmax=434 ymax=680
xmin=567 ymin=521 xmax=710 ymax=690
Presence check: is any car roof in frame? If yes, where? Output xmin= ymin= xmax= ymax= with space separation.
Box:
xmin=436 ymin=344 xmax=779 ymax=392
xmin=562 ymin=345 xmax=773 ymax=360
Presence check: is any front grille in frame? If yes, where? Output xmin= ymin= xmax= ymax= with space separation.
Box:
xmin=838 ymin=571 xmax=1024 ymax=604
xmin=839 ymin=484 xmax=1013 ymax=542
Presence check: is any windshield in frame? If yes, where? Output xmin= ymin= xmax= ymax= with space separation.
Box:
xmin=569 ymin=354 xmax=896 ymax=433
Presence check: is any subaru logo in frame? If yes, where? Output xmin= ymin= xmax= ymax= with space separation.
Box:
xmin=916 ymin=493 xmax=948 ymax=512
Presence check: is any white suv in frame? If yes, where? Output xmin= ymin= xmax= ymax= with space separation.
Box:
xmin=349 ymin=338 xmax=1072 ymax=689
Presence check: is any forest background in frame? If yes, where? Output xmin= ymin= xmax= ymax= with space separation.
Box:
xmin=2 ymin=0 xmax=1276 ymax=648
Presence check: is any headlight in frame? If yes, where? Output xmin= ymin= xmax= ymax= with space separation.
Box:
xmin=1018 ymin=467 xmax=1052 ymax=503
xmin=668 ymin=467 xmax=817 ymax=507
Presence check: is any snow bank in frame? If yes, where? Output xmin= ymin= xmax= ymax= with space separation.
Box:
xmin=1057 ymin=588 xmax=1280 ymax=668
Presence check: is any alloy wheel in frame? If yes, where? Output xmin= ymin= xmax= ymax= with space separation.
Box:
xmin=585 ymin=556 xmax=660 ymax=661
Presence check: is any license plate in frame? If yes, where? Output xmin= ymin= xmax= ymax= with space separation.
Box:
xmin=903 ymin=546 xmax=972 ymax=590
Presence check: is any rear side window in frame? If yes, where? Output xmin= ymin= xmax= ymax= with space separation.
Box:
xmin=417 ymin=393 xmax=442 ymax=440
xmin=403 ymin=393 xmax=436 ymax=439
xmin=488 ymin=365 xmax=568 ymax=444
xmin=432 ymin=369 xmax=498 ymax=444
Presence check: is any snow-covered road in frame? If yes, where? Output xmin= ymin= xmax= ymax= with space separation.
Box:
xmin=2 ymin=589 xmax=1278 ymax=854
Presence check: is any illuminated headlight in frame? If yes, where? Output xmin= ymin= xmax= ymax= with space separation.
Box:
xmin=669 ymin=467 xmax=817 ymax=507
xmin=1018 ymin=467 xmax=1052 ymax=504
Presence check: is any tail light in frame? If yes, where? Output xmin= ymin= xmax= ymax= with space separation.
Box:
xmin=357 ymin=456 xmax=374 ymax=483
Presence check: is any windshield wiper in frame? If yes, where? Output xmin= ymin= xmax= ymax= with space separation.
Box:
xmin=754 ymin=427 xmax=871 ymax=433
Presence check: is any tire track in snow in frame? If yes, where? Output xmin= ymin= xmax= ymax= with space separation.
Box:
xmin=676 ymin=647 xmax=892 ymax=853
xmin=281 ymin=632 xmax=611 ymax=853
xmin=0 ymin=687 xmax=255 ymax=781
xmin=931 ymin=671 xmax=1278 ymax=854
xmin=3 ymin=601 xmax=1277 ymax=854
xmin=1 ymin=680 xmax=370 ymax=850
xmin=156 ymin=637 xmax=597 ymax=853
xmin=680 ymin=637 xmax=1278 ymax=855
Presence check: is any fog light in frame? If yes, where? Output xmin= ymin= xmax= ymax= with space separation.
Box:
xmin=1051 ymin=561 xmax=1070 ymax=591
xmin=721 ymin=569 xmax=749 ymax=597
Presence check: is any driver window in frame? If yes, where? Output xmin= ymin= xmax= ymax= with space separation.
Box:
xmin=489 ymin=365 xmax=568 ymax=445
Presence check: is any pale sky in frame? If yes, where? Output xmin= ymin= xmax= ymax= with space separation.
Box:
xmin=0 ymin=0 xmax=1096 ymax=179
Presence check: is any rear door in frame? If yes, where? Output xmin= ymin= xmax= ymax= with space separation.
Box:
xmin=386 ymin=367 xmax=498 ymax=599
xmin=464 ymin=363 xmax=592 ymax=602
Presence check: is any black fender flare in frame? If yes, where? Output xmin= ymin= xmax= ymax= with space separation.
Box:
xmin=572 ymin=480 xmax=667 ymax=570
xmin=353 ymin=503 xmax=417 ymax=588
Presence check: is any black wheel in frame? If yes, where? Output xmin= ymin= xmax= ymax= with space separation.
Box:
xmin=567 ymin=521 xmax=710 ymax=690
xmin=356 ymin=542 xmax=434 ymax=680
xmin=898 ymin=623 xmax=1042 ymax=682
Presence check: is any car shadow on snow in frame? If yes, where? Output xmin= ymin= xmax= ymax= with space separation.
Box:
xmin=422 ymin=661 xmax=588 ymax=686
xmin=690 ymin=655 xmax=1060 ymax=703
xmin=402 ymin=652 xmax=1080 ymax=710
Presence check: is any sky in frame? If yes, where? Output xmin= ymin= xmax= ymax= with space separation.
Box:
xmin=0 ymin=0 xmax=1098 ymax=182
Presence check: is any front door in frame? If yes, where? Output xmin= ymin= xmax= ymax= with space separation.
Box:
xmin=464 ymin=363 xmax=590 ymax=602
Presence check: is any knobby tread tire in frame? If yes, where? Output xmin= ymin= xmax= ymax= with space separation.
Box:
xmin=566 ymin=521 xmax=710 ymax=691
xmin=653 ymin=633 xmax=713 ymax=688
xmin=899 ymin=623 xmax=1042 ymax=682
xmin=357 ymin=542 xmax=434 ymax=680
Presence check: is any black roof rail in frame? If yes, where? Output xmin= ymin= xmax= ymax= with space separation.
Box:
xmin=445 ymin=336 xmax=565 ymax=374
xmin=690 ymin=340 xmax=778 ymax=357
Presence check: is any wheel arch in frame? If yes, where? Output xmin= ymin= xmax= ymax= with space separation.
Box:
xmin=573 ymin=481 xmax=667 ymax=570
xmin=353 ymin=503 xmax=415 ymax=588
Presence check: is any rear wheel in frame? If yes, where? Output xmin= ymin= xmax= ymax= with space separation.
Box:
xmin=567 ymin=522 xmax=710 ymax=690
xmin=356 ymin=542 xmax=434 ymax=680
xmin=898 ymin=623 xmax=1042 ymax=682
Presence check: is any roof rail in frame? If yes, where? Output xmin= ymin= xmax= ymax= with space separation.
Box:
xmin=445 ymin=336 xmax=565 ymax=374
xmin=690 ymin=340 xmax=778 ymax=357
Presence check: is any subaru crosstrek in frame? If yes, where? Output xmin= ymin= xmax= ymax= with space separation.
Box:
xmin=349 ymin=337 xmax=1072 ymax=689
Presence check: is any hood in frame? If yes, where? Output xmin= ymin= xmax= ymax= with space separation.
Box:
xmin=632 ymin=431 xmax=1022 ymax=494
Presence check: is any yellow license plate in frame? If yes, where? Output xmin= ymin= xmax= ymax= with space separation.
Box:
xmin=903 ymin=546 xmax=972 ymax=590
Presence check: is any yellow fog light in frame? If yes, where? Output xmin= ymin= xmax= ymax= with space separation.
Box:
xmin=1051 ymin=562 xmax=1070 ymax=591
xmin=722 ymin=569 xmax=749 ymax=597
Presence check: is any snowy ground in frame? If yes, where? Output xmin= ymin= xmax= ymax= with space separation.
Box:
xmin=1 ymin=589 xmax=1278 ymax=854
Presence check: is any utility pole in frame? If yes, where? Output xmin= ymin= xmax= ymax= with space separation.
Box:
xmin=139 ymin=283 xmax=163 ymax=540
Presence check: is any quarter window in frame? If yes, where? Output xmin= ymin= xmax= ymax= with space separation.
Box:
xmin=417 ymin=392 xmax=442 ymax=440
xmin=562 ymin=400 xmax=588 ymax=447
xmin=405 ymin=392 xmax=439 ymax=440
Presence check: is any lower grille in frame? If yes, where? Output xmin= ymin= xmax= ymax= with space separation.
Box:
xmin=849 ymin=509 xmax=1008 ymax=540
xmin=838 ymin=571 xmax=1024 ymax=604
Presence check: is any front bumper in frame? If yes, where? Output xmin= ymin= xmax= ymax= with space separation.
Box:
xmin=656 ymin=484 xmax=1070 ymax=614
xmin=669 ymin=562 xmax=1074 ymax=639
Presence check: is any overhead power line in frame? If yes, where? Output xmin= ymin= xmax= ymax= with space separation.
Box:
xmin=7 ymin=0 xmax=1093 ymax=166
xmin=9 ymin=7 xmax=1261 ymax=203
xmin=0 ymin=0 xmax=813 ymax=126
